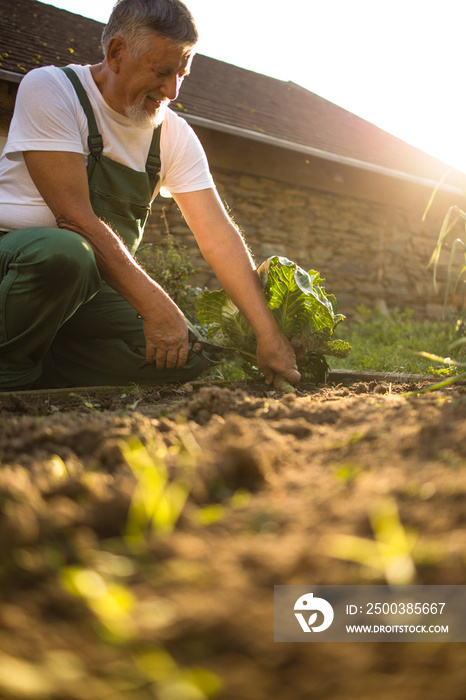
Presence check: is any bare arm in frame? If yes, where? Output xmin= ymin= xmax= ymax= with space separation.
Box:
xmin=23 ymin=150 xmax=189 ymax=369
xmin=173 ymin=188 xmax=301 ymax=385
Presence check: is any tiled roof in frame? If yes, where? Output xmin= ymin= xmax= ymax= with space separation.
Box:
xmin=0 ymin=0 xmax=455 ymax=182
xmin=175 ymin=55 xmax=452 ymax=182
xmin=0 ymin=0 xmax=103 ymax=74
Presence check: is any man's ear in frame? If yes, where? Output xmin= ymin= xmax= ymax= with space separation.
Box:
xmin=106 ymin=37 xmax=127 ymax=73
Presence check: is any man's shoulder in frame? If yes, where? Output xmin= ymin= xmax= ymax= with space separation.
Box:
xmin=19 ymin=65 xmax=52 ymax=86
xmin=13 ymin=64 xmax=91 ymax=128
xmin=165 ymin=107 xmax=186 ymax=125
xmin=20 ymin=64 xmax=90 ymax=89
xmin=164 ymin=107 xmax=195 ymax=138
xmin=17 ymin=66 xmax=63 ymax=100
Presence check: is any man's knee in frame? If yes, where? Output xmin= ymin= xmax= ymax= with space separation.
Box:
xmin=17 ymin=228 xmax=100 ymax=295
xmin=35 ymin=229 xmax=96 ymax=272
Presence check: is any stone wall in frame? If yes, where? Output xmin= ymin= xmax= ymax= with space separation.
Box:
xmin=144 ymin=166 xmax=462 ymax=320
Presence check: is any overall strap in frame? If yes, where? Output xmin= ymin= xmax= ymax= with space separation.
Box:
xmin=146 ymin=126 xmax=162 ymax=190
xmin=61 ymin=66 xmax=161 ymax=187
xmin=61 ymin=66 xmax=103 ymax=161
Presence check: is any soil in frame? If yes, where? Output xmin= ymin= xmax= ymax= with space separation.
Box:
xmin=1 ymin=375 xmax=466 ymax=700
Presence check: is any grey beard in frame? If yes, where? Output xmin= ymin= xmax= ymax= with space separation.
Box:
xmin=125 ymin=99 xmax=168 ymax=128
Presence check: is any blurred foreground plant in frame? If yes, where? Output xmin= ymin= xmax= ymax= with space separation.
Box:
xmin=57 ymin=430 xmax=222 ymax=699
xmin=123 ymin=434 xmax=198 ymax=548
xmin=61 ymin=565 xmax=136 ymax=641
xmin=327 ymin=497 xmax=443 ymax=584
xmin=327 ymin=497 xmax=418 ymax=585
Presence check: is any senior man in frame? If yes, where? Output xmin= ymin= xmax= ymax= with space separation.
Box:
xmin=0 ymin=0 xmax=300 ymax=390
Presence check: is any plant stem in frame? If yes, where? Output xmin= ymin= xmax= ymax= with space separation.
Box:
xmin=230 ymin=348 xmax=257 ymax=360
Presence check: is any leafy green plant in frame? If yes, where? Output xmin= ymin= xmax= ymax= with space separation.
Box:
xmin=197 ymin=256 xmax=351 ymax=388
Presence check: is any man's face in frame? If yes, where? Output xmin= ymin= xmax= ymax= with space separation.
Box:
xmin=113 ymin=34 xmax=194 ymax=128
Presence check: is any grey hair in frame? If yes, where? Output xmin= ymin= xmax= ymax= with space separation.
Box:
xmin=101 ymin=0 xmax=198 ymax=57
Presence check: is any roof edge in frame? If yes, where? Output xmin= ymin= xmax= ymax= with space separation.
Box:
xmin=182 ymin=113 xmax=461 ymax=194
xmin=0 ymin=67 xmax=459 ymax=194
xmin=0 ymin=69 xmax=22 ymax=83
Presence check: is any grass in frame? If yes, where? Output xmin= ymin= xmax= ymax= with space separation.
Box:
xmin=330 ymin=306 xmax=463 ymax=376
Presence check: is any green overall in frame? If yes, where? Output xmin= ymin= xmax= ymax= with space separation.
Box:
xmin=0 ymin=67 xmax=206 ymax=388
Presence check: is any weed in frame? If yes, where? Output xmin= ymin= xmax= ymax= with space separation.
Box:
xmin=326 ymin=497 xmax=418 ymax=584
xmin=194 ymin=504 xmax=226 ymax=526
xmin=133 ymin=648 xmax=222 ymax=698
xmin=334 ymin=462 xmax=363 ymax=483
xmin=423 ymin=171 xmax=466 ymax=316
xmin=122 ymin=437 xmax=193 ymax=547
xmin=81 ymin=398 xmax=102 ymax=413
xmin=61 ymin=565 xmax=136 ymax=641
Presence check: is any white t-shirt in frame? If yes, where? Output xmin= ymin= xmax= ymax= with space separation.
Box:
xmin=0 ymin=64 xmax=214 ymax=231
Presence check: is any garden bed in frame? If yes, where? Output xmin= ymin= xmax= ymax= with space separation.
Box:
xmin=0 ymin=375 xmax=466 ymax=699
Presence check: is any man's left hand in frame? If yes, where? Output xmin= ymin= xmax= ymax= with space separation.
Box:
xmin=256 ymin=331 xmax=301 ymax=386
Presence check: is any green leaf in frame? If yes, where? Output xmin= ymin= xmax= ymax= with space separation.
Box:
xmin=321 ymin=339 xmax=352 ymax=358
xmin=258 ymin=257 xmax=335 ymax=333
xmin=197 ymin=289 xmax=256 ymax=353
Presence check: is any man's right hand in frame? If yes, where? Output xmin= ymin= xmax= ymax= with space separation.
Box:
xmin=141 ymin=298 xmax=190 ymax=370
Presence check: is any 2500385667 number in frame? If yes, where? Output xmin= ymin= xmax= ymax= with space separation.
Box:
xmin=367 ymin=602 xmax=446 ymax=615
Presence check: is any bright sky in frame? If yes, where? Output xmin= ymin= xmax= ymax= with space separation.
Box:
xmin=42 ymin=0 xmax=466 ymax=174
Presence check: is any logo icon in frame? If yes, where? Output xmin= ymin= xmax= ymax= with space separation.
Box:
xmin=294 ymin=592 xmax=334 ymax=633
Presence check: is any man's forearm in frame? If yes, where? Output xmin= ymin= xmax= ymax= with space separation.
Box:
xmin=57 ymin=211 xmax=190 ymax=366
xmin=174 ymin=187 xmax=300 ymax=384
xmin=57 ymin=210 xmax=176 ymax=318
xmin=173 ymin=187 xmax=279 ymax=339
xmin=200 ymin=220 xmax=280 ymax=340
